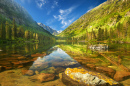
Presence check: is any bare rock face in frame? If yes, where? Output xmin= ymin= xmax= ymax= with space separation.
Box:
xmin=62 ymin=68 xmax=119 ymax=86
xmin=37 ymin=73 xmax=55 ymax=82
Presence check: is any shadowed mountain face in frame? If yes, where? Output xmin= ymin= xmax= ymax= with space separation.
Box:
xmin=37 ymin=23 xmax=59 ymax=35
xmin=0 ymin=0 xmax=33 ymax=25
xmin=0 ymin=0 xmax=52 ymax=36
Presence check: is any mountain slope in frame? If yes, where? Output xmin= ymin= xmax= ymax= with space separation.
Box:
xmin=37 ymin=23 xmax=58 ymax=35
xmin=58 ymin=0 xmax=130 ymax=42
xmin=0 ymin=0 xmax=54 ymax=41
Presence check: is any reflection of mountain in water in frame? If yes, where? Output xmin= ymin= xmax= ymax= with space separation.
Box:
xmin=46 ymin=46 xmax=58 ymax=55
xmin=29 ymin=47 xmax=81 ymax=73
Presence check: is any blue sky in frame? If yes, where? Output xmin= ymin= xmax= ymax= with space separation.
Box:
xmin=15 ymin=0 xmax=107 ymax=31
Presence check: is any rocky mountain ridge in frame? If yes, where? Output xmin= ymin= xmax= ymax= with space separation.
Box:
xmin=38 ymin=23 xmax=62 ymax=35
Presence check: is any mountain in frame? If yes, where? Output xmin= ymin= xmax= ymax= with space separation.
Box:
xmin=0 ymin=0 xmax=54 ymax=41
xmin=58 ymin=0 xmax=130 ymax=42
xmin=57 ymin=30 xmax=62 ymax=34
xmin=37 ymin=23 xmax=58 ymax=35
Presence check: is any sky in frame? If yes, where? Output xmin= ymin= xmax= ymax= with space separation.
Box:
xmin=15 ymin=0 xmax=107 ymax=31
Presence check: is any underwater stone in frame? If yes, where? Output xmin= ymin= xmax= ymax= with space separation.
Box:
xmin=38 ymin=73 xmax=55 ymax=82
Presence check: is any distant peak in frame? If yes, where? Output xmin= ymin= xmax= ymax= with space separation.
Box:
xmin=57 ymin=30 xmax=62 ymax=34
xmin=37 ymin=22 xmax=59 ymax=35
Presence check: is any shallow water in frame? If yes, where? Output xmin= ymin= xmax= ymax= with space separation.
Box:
xmin=0 ymin=42 xmax=130 ymax=86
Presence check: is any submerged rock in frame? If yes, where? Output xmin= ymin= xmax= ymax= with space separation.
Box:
xmin=55 ymin=67 xmax=65 ymax=74
xmin=38 ymin=73 xmax=55 ymax=82
xmin=89 ymin=44 xmax=108 ymax=51
xmin=40 ymin=67 xmax=56 ymax=74
xmin=114 ymin=71 xmax=130 ymax=81
xmin=96 ymin=66 xmax=116 ymax=78
xmin=62 ymin=68 xmax=119 ymax=86
xmin=21 ymin=70 xmax=34 ymax=76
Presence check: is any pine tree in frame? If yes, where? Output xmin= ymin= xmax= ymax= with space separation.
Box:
xmin=109 ymin=28 xmax=113 ymax=39
xmin=101 ymin=29 xmax=104 ymax=40
xmin=98 ymin=28 xmax=102 ymax=41
xmin=25 ymin=30 xmax=30 ymax=39
xmin=5 ymin=21 xmax=9 ymax=40
xmin=30 ymin=31 xmax=33 ymax=39
xmin=117 ymin=23 xmax=122 ymax=38
xmin=104 ymin=28 xmax=108 ymax=40
xmin=0 ymin=23 xmax=3 ymax=39
xmin=17 ymin=26 xmax=24 ymax=38
xmin=12 ymin=19 xmax=17 ymax=40
xmin=33 ymin=33 xmax=36 ymax=39
xmin=1 ymin=22 xmax=6 ymax=39
xmin=92 ymin=28 xmax=96 ymax=39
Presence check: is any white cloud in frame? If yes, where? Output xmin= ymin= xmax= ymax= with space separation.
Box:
xmin=53 ymin=6 xmax=77 ymax=28
xmin=86 ymin=6 xmax=94 ymax=13
xmin=35 ymin=0 xmax=47 ymax=8
xmin=51 ymin=1 xmax=58 ymax=9
xmin=53 ymin=15 xmax=58 ymax=19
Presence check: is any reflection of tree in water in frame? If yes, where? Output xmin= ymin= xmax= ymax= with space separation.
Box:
xmin=25 ymin=44 xmax=30 ymax=53
xmin=11 ymin=44 xmax=16 ymax=54
xmin=33 ymin=44 xmax=36 ymax=50
xmin=36 ymin=43 xmax=38 ymax=50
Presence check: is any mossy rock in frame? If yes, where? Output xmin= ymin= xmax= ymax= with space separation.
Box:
xmin=40 ymin=67 xmax=55 ymax=74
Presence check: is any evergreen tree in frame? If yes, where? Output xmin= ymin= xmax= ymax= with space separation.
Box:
xmin=104 ymin=28 xmax=108 ymax=39
xmin=33 ymin=33 xmax=36 ymax=39
xmin=101 ymin=29 xmax=104 ymax=40
xmin=17 ymin=26 xmax=24 ymax=38
xmin=117 ymin=23 xmax=122 ymax=38
xmin=5 ymin=21 xmax=10 ymax=40
xmin=1 ymin=22 xmax=6 ymax=39
xmin=92 ymin=28 xmax=96 ymax=39
xmin=25 ymin=30 xmax=30 ymax=39
xmin=109 ymin=28 xmax=113 ymax=39
xmin=12 ymin=19 xmax=17 ymax=40
xmin=0 ymin=23 xmax=2 ymax=39
xmin=30 ymin=31 xmax=33 ymax=39
xmin=98 ymin=28 xmax=102 ymax=41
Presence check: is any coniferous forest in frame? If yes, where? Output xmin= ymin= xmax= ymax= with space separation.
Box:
xmin=0 ymin=18 xmax=55 ymax=43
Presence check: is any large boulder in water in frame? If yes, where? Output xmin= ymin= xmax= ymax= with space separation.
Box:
xmin=62 ymin=68 xmax=119 ymax=86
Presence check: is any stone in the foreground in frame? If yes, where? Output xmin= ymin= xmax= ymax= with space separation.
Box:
xmin=62 ymin=68 xmax=119 ymax=86
xmin=38 ymin=73 xmax=55 ymax=82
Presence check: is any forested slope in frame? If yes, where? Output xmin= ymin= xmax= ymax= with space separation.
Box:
xmin=58 ymin=0 xmax=130 ymax=42
xmin=0 ymin=0 xmax=55 ymax=42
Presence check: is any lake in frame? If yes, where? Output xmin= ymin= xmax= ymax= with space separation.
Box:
xmin=0 ymin=42 xmax=130 ymax=86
